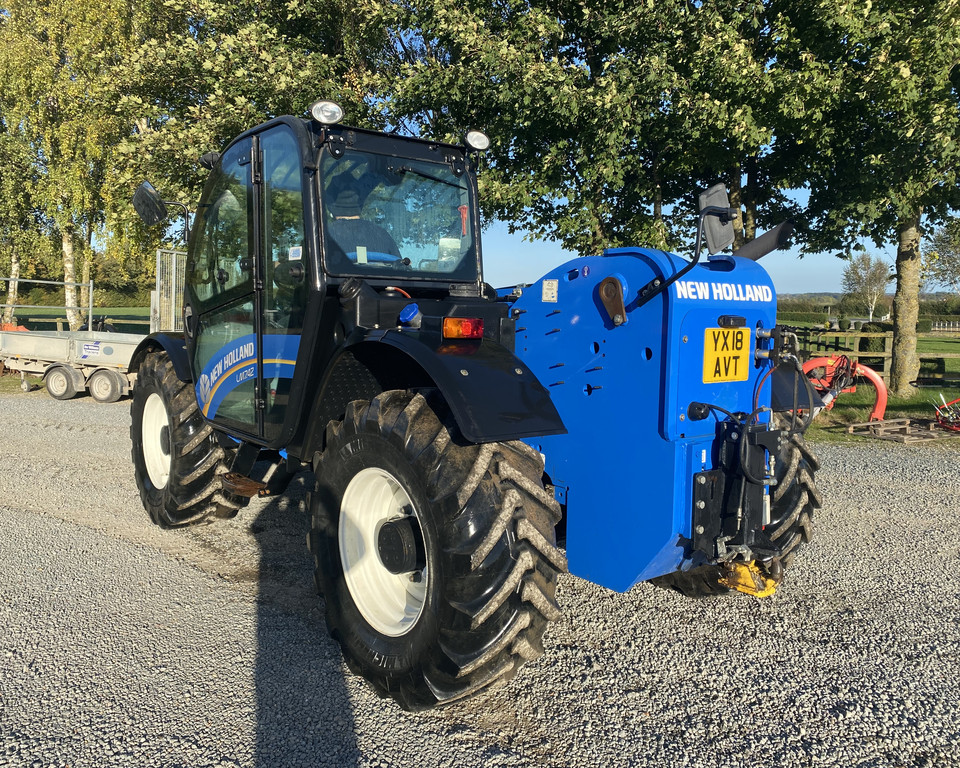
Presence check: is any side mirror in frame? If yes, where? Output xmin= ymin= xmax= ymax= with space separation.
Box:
xmin=698 ymin=183 xmax=735 ymax=254
xmin=199 ymin=151 xmax=220 ymax=170
xmin=133 ymin=181 xmax=169 ymax=227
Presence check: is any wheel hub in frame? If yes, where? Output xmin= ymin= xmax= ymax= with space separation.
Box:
xmin=339 ymin=467 xmax=428 ymax=637
xmin=377 ymin=516 xmax=426 ymax=575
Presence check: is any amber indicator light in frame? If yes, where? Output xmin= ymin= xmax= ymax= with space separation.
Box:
xmin=442 ymin=317 xmax=484 ymax=339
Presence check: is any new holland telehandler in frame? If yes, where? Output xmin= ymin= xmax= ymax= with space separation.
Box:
xmin=130 ymin=100 xmax=821 ymax=710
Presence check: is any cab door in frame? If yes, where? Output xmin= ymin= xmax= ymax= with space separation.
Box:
xmin=186 ymin=123 xmax=308 ymax=441
xmin=187 ymin=136 xmax=260 ymax=437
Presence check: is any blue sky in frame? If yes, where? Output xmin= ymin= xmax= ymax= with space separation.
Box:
xmin=481 ymin=221 xmax=878 ymax=296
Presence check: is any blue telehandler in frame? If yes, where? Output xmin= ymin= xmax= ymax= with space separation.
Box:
xmin=129 ymin=101 xmax=821 ymax=710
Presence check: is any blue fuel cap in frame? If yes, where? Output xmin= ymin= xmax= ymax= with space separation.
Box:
xmin=399 ymin=303 xmax=421 ymax=327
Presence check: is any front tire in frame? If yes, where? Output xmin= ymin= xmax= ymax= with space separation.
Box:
xmin=130 ymin=350 xmax=244 ymax=527
xmin=310 ymin=390 xmax=566 ymax=710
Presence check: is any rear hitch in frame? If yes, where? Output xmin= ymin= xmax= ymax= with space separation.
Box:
xmin=719 ymin=560 xmax=778 ymax=598
xmin=691 ymin=420 xmax=783 ymax=566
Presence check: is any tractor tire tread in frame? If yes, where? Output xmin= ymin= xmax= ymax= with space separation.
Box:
xmin=131 ymin=350 xmax=247 ymax=528
xmin=312 ymin=389 xmax=564 ymax=710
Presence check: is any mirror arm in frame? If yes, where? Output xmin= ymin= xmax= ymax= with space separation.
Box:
xmin=164 ymin=201 xmax=191 ymax=243
xmin=633 ymin=206 xmax=738 ymax=313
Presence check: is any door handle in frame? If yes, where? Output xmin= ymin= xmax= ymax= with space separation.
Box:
xmin=183 ymin=305 xmax=195 ymax=338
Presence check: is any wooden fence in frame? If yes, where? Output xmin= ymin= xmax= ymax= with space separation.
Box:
xmin=794 ymin=329 xmax=960 ymax=385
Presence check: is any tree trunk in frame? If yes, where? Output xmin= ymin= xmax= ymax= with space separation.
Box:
xmin=80 ymin=258 xmax=91 ymax=324
xmin=62 ymin=225 xmax=81 ymax=330
xmin=889 ymin=213 xmax=922 ymax=396
xmin=3 ymin=248 xmax=20 ymax=325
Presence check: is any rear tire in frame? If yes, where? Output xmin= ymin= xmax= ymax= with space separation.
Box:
xmin=653 ymin=415 xmax=821 ymax=598
xmin=310 ymin=389 xmax=566 ymax=710
xmin=46 ymin=366 xmax=77 ymax=400
xmin=764 ymin=415 xmax=821 ymax=570
xmin=130 ymin=350 xmax=245 ymax=527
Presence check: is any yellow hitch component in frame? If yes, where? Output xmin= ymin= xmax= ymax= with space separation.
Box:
xmin=719 ymin=561 xmax=777 ymax=598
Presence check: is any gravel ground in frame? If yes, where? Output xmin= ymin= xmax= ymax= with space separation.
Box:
xmin=1 ymin=388 xmax=959 ymax=768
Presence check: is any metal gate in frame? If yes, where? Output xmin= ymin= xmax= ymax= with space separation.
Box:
xmin=151 ymin=249 xmax=186 ymax=333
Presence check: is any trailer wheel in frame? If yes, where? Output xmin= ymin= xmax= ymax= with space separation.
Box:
xmin=130 ymin=349 xmax=245 ymax=527
xmin=653 ymin=416 xmax=821 ymax=598
xmin=45 ymin=366 xmax=77 ymax=400
xmin=88 ymin=369 xmax=123 ymax=403
xmin=310 ymin=389 xmax=566 ymax=711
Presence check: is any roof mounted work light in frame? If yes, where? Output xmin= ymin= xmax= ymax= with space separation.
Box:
xmin=310 ymin=100 xmax=344 ymax=125
xmin=465 ymin=130 xmax=491 ymax=151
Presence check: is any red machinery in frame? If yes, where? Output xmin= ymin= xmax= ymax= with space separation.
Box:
xmin=802 ymin=355 xmax=888 ymax=422
xmin=935 ymin=395 xmax=960 ymax=431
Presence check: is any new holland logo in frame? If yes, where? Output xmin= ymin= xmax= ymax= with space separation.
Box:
xmin=197 ymin=373 xmax=213 ymax=405
xmin=674 ymin=281 xmax=773 ymax=303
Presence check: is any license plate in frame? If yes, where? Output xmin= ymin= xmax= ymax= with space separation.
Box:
xmin=703 ymin=327 xmax=750 ymax=383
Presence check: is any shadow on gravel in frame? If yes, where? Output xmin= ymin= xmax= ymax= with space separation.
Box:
xmin=249 ymin=472 xmax=361 ymax=767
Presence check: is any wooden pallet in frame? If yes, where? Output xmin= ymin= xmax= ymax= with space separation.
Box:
xmin=847 ymin=418 xmax=960 ymax=443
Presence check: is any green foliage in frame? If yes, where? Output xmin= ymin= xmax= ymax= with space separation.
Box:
xmin=374 ymin=0 xmax=825 ymax=255
xmin=841 ymin=253 xmax=892 ymax=320
xmin=776 ymin=311 xmax=829 ymax=325
xmin=113 ymin=0 xmax=389 ymax=207
xmin=796 ymin=1 xmax=960 ymax=254
xmin=924 ymin=217 xmax=960 ymax=294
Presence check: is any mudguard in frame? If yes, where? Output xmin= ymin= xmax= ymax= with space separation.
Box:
xmin=356 ymin=329 xmax=566 ymax=444
xmin=128 ymin=333 xmax=191 ymax=383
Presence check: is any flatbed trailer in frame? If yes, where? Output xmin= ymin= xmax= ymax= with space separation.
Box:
xmin=0 ymin=328 xmax=146 ymax=402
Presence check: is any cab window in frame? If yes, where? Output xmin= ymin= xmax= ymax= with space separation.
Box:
xmin=320 ymin=149 xmax=478 ymax=282
xmin=188 ymin=140 xmax=254 ymax=310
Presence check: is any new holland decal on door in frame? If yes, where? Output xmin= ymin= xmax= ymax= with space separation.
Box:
xmin=196 ymin=334 xmax=300 ymax=418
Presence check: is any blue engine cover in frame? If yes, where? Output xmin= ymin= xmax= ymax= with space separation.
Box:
xmin=512 ymin=247 xmax=778 ymax=592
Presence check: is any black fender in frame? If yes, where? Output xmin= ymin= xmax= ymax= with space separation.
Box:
xmin=128 ymin=333 xmax=192 ymax=383
xmin=376 ymin=330 xmax=565 ymax=443
xmin=307 ymin=330 xmax=566 ymax=450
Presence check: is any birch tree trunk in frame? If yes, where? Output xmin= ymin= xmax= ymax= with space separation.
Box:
xmin=62 ymin=225 xmax=81 ymax=330
xmin=3 ymin=249 xmax=20 ymax=325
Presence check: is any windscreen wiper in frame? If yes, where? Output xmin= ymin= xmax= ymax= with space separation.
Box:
xmin=390 ymin=165 xmax=461 ymax=188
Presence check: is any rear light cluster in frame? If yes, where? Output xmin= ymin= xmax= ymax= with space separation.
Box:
xmin=442 ymin=317 xmax=484 ymax=339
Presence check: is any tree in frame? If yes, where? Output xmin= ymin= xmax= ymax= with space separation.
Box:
xmin=0 ymin=0 xmax=141 ymax=328
xmin=841 ymin=254 xmax=891 ymax=321
xmin=114 ymin=0 xmax=391 ymax=209
xmin=790 ymin=0 xmax=960 ymax=396
xmin=0 ymin=121 xmax=48 ymax=323
xmin=372 ymin=0 xmax=823 ymax=256
xmin=924 ymin=218 xmax=960 ymax=295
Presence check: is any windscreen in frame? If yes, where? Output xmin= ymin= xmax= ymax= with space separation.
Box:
xmin=320 ymin=149 xmax=479 ymax=282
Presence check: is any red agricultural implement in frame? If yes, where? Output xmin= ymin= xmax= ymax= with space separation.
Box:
xmin=802 ymin=355 xmax=887 ymax=422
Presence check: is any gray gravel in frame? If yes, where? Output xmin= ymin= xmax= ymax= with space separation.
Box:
xmin=1 ymin=388 xmax=959 ymax=767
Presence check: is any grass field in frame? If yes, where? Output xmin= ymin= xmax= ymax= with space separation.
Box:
xmin=9 ymin=306 xmax=150 ymax=334
xmin=804 ymin=381 xmax=960 ymax=442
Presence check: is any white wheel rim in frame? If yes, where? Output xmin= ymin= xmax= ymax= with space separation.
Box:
xmin=48 ymin=371 xmax=66 ymax=396
xmin=142 ymin=392 xmax=171 ymax=490
xmin=339 ymin=467 xmax=428 ymax=637
xmin=90 ymin=373 xmax=111 ymax=400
